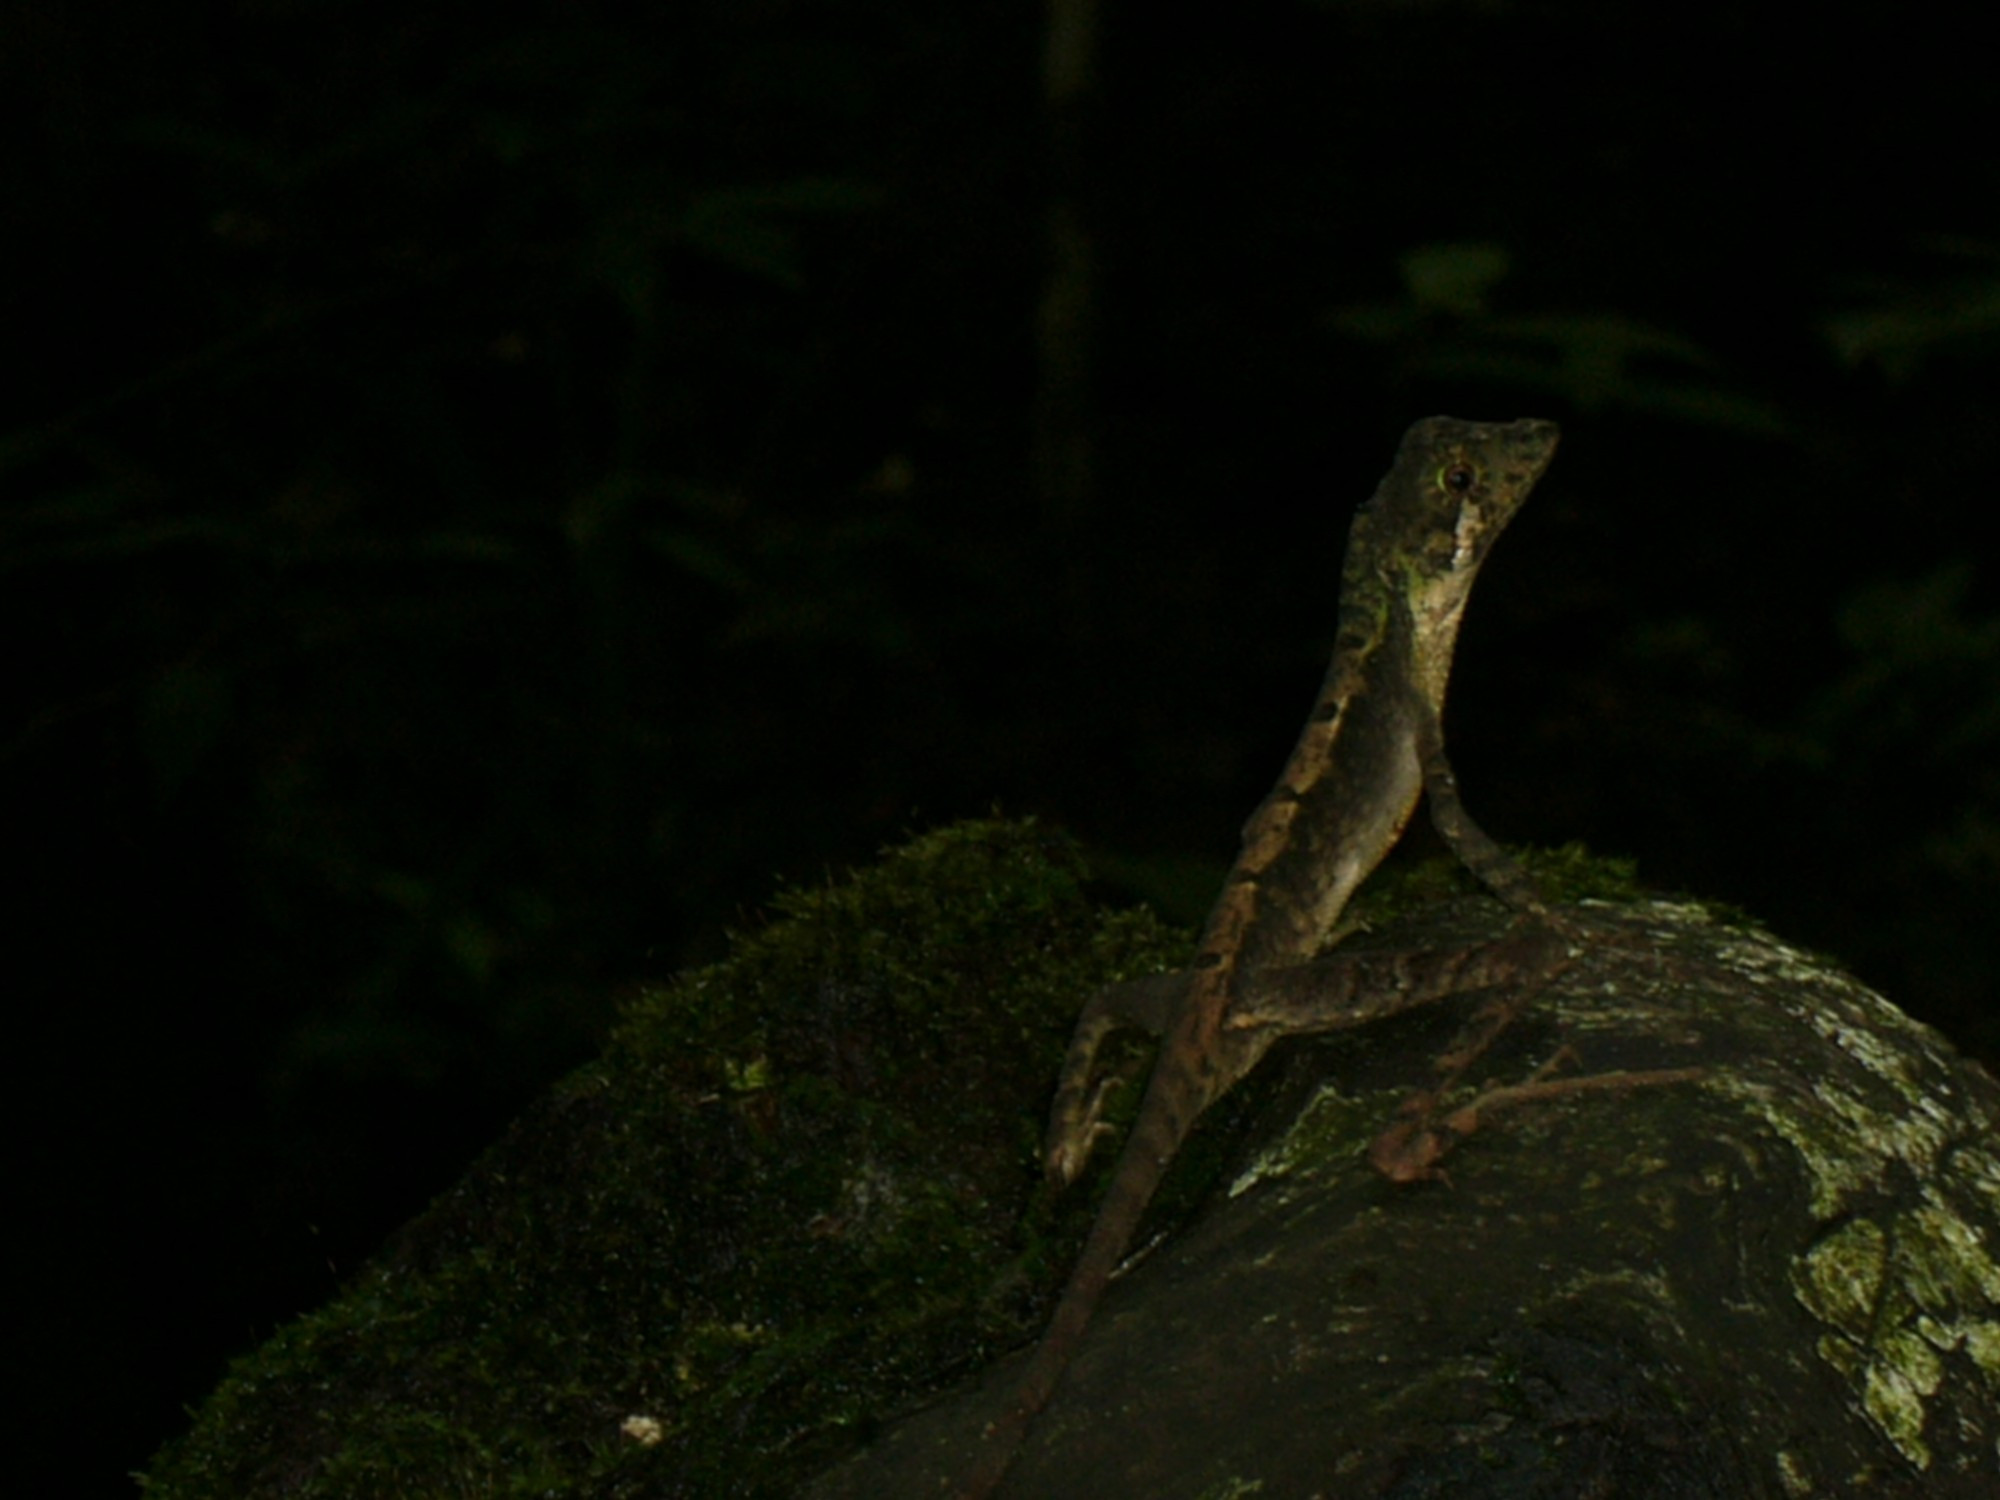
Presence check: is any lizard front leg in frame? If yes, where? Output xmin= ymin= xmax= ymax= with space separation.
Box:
xmin=1415 ymin=711 xmax=1555 ymax=923
xmin=1417 ymin=710 xmax=1670 ymax=964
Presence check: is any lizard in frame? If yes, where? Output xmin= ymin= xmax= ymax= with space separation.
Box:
xmin=948 ymin=415 xmax=1569 ymax=1499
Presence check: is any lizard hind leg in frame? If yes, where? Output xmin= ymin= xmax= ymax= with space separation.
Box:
xmin=1044 ymin=970 xmax=1189 ymax=1188
xmin=1369 ymin=1043 xmax=1706 ymax=1185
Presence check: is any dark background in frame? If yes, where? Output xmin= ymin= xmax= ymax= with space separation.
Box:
xmin=8 ymin=0 xmax=2000 ymax=1491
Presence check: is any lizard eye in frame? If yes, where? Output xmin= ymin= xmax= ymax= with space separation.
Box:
xmin=1440 ymin=462 xmax=1479 ymax=494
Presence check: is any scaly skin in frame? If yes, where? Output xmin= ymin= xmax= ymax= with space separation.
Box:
xmin=949 ymin=416 xmax=1561 ymax=1498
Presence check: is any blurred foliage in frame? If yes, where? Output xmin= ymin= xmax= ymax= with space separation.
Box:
xmin=1824 ymin=239 xmax=2000 ymax=382
xmin=3 ymin=3 xmax=986 ymax=1111
xmin=1329 ymin=241 xmax=1787 ymax=433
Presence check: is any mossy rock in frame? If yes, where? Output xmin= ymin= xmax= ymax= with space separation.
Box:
xmin=142 ymin=821 xmax=2000 ymax=1497
xmin=140 ymin=818 xmax=1183 ymax=1498
xmin=818 ymin=897 xmax=2000 ymax=1499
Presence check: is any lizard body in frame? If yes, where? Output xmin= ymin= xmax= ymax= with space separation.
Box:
xmin=950 ymin=415 xmax=1561 ymax=1499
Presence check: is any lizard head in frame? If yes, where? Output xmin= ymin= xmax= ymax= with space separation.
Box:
xmin=1344 ymin=416 xmax=1560 ymax=703
xmin=1387 ymin=415 xmax=1560 ymax=579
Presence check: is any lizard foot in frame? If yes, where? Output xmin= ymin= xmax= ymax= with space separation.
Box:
xmin=1044 ymin=1073 xmax=1123 ymax=1188
xmin=1369 ymin=1049 xmax=1706 ymax=1184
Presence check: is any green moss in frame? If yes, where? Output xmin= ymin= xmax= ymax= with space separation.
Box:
xmin=1791 ymin=1195 xmax=2000 ymax=1470
xmin=1646 ymin=914 xmax=2000 ymax=1475
xmin=139 ymin=817 xmax=1186 ymax=1499
xmin=1340 ymin=842 xmax=1648 ymax=929
xmin=1189 ymin=1479 xmax=1267 ymax=1499
xmin=1225 ymin=1078 xmax=1382 ymax=1201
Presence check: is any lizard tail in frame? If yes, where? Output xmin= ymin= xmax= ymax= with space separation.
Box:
xmin=948 ymin=1071 xmax=1190 ymax=1498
